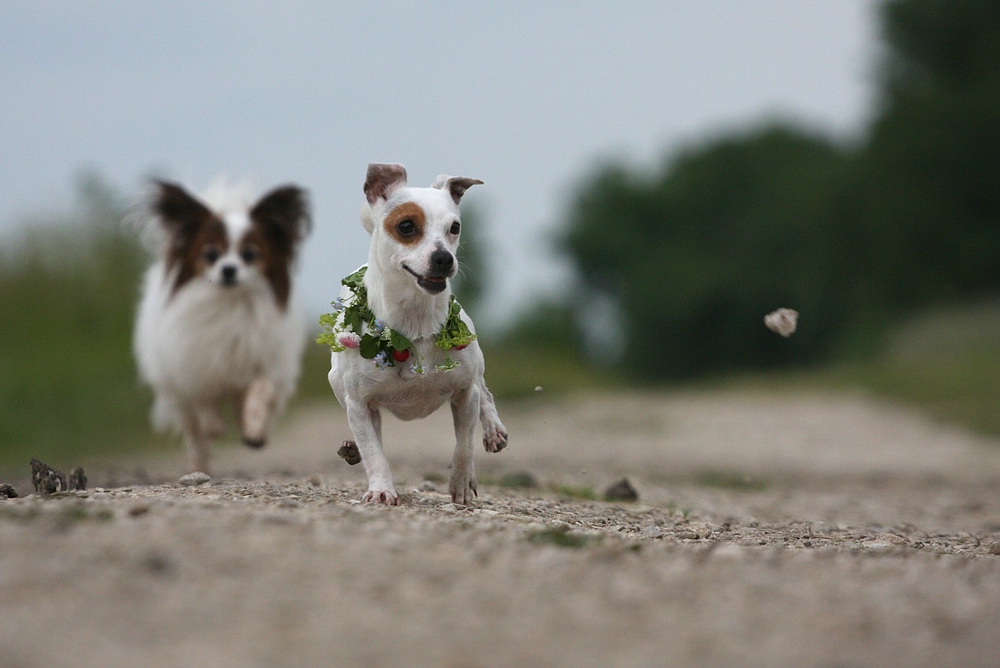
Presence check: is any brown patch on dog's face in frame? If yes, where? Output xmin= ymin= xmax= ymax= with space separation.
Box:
xmin=383 ymin=202 xmax=426 ymax=246
xmin=154 ymin=181 xmax=228 ymax=294
xmin=171 ymin=218 xmax=229 ymax=294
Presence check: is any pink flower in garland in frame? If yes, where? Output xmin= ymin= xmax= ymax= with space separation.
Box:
xmin=337 ymin=332 xmax=361 ymax=349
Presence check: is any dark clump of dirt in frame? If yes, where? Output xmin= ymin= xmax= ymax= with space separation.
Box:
xmin=31 ymin=458 xmax=68 ymax=495
xmin=603 ymin=477 xmax=638 ymax=502
xmin=30 ymin=459 xmax=87 ymax=495
xmin=0 ymin=483 xmax=17 ymax=499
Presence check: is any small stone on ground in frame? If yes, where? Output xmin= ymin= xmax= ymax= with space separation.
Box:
xmin=178 ymin=472 xmax=211 ymax=486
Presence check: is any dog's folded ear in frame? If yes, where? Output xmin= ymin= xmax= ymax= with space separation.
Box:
xmin=432 ymin=175 xmax=484 ymax=204
xmin=364 ymin=163 xmax=408 ymax=205
xmin=250 ymin=185 xmax=312 ymax=251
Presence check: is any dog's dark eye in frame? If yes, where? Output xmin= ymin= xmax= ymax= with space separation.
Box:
xmin=397 ymin=220 xmax=416 ymax=236
xmin=450 ymin=221 xmax=461 ymax=235
xmin=240 ymin=247 xmax=258 ymax=263
xmin=203 ymin=247 xmax=220 ymax=264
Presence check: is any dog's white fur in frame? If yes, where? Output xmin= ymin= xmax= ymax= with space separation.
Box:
xmin=134 ymin=181 xmax=309 ymax=473
xmin=328 ymin=164 xmax=507 ymax=506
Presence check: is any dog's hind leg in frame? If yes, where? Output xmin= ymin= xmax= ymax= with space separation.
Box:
xmin=478 ymin=381 xmax=508 ymax=453
xmin=449 ymin=385 xmax=481 ymax=506
xmin=345 ymin=398 xmax=398 ymax=505
xmin=240 ymin=379 xmax=276 ymax=449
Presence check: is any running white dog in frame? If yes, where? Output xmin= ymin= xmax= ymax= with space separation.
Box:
xmin=323 ymin=163 xmax=507 ymax=506
xmin=134 ymin=180 xmax=311 ymax=473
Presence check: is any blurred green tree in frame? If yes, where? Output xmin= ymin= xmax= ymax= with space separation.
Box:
xmin=562 ymin=127 xmax=853 ymax=378
xmin=559 ymin=0 xmax=1000 ymax=380
xmin=859 ymin=0 xmax=1000 ymax=306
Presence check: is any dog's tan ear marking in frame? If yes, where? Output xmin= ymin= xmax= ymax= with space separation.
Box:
xmin=432 ymin=175 xmax=483 ymax=204
xmin=364 ymin=163 xmax=408 ymax=205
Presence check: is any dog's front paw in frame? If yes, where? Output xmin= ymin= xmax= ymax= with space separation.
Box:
xmin=449 ymin=468 xmax=478 ymax=506
xmin=362 ymin=487 xmax=399 ymax=506
xmin=483 ymin=422 xmax=508 ymax=453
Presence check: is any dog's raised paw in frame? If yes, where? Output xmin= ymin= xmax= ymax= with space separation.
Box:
xmin=337 ymin=440 xmax=362 ymax=465
xmin=363 ymin=488 xmax=399 ymax=506
xmin=483 ymin=425 xmax=508 ymax=453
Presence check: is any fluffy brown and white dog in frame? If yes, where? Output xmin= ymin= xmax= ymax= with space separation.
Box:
xmin=134 ymin=180 xmax=311 ymax=473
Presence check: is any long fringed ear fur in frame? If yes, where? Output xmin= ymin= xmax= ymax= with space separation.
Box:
xmin=432 ymin=174 xmax=484 ymax=204
xmin=151 ymin=180 xmax=214 ymax=254
xmin=363 ymin=163 xmax=407 ymax=205
xmin=250 ymin=185 xmax=312 ymax=255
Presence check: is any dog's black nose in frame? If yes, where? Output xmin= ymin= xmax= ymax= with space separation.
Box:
xmin=221 ymin=264 xmax=237 ymax=284
xmin=429 ymin=250 xmax=454 ymax=276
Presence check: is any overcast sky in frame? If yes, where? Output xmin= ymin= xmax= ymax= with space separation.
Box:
xmin=0 ymin=1 xmax=878 ymax=324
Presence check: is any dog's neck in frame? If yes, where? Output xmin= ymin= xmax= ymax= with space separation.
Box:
xmin=364 ymin=254 xmax=451 ymax=341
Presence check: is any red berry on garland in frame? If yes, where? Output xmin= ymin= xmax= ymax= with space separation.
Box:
xmin=392 ymin=349 xmax=410 ymax=363
xmin=453 ymin=344 xmax=468 ymax=351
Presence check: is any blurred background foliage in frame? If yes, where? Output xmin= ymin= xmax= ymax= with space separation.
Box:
xmin=561 ymin=0 xmax=1000 ymax=379
xmin=2 ymin=0 xmax=1000 ymax=472
xmin=0 ymin=173 xmax=169 ymax=470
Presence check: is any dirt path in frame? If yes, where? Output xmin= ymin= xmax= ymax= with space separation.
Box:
xmin=3 ymin=390 xmax=1000 ymax=667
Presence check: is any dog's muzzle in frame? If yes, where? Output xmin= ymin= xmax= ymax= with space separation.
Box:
xmin=404 ymin=253 xmax=454 ymax=295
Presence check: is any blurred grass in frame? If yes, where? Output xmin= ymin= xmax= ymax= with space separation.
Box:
xmin=715 ymin=301 xmax=1000 ymax=439
xmin=0 ymin=175 xmax=173 ymax=474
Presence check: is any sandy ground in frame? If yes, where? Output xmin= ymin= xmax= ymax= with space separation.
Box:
xmin=2 ymin=389 xmax=1000 ymax=667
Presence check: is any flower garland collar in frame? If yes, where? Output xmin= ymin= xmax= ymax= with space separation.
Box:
xmin=317 ymin=265 xmax=476 ymax=372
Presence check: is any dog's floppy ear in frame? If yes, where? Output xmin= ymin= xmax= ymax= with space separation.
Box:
xmin=364 ymin=163 xmax=407 ymax=205
xmin=432 ymin=175 xmax=484 ymax=204
xmin=250 ymin=185 xmax=312 ymax=253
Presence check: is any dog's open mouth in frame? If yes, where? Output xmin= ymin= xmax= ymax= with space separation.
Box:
xmin=403 ymin=264 xmax=448 ymax=294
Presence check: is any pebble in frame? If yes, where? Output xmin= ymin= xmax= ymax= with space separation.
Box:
xmin=418 ymin=481 xmax=438 ymax=492
xmin=989 ymin=542 xmax=1000 ymax=556
xmin=0 ymin=483 xmax=18 ymax=499
xmin=640 ymin=526 xmax=663 ymax=539
xmin=764 ymin=307 xmax=798 ymax=337
xmin=439 ymin=503 xmax=459 ymax=513
xmin=308 ymin=475 xmax=322 ymax=487
xmin=178 ymin=472 xmax=211 ymax=487
xmin=603 ymin=477 xmax=638 ymax=503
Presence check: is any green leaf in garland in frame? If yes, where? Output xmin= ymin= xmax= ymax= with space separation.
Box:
xmin=342 ymin=266 xmax=367 ymax=289
xmin=390 ymin=328 xmax=413 ymax=352
xmin=345 ymin=307 xmax=364 ymax=334
xmin=359 ymin=333 xmax=381 ymax=359
xmin=436 ymin=296 xmax=477 ymax=350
